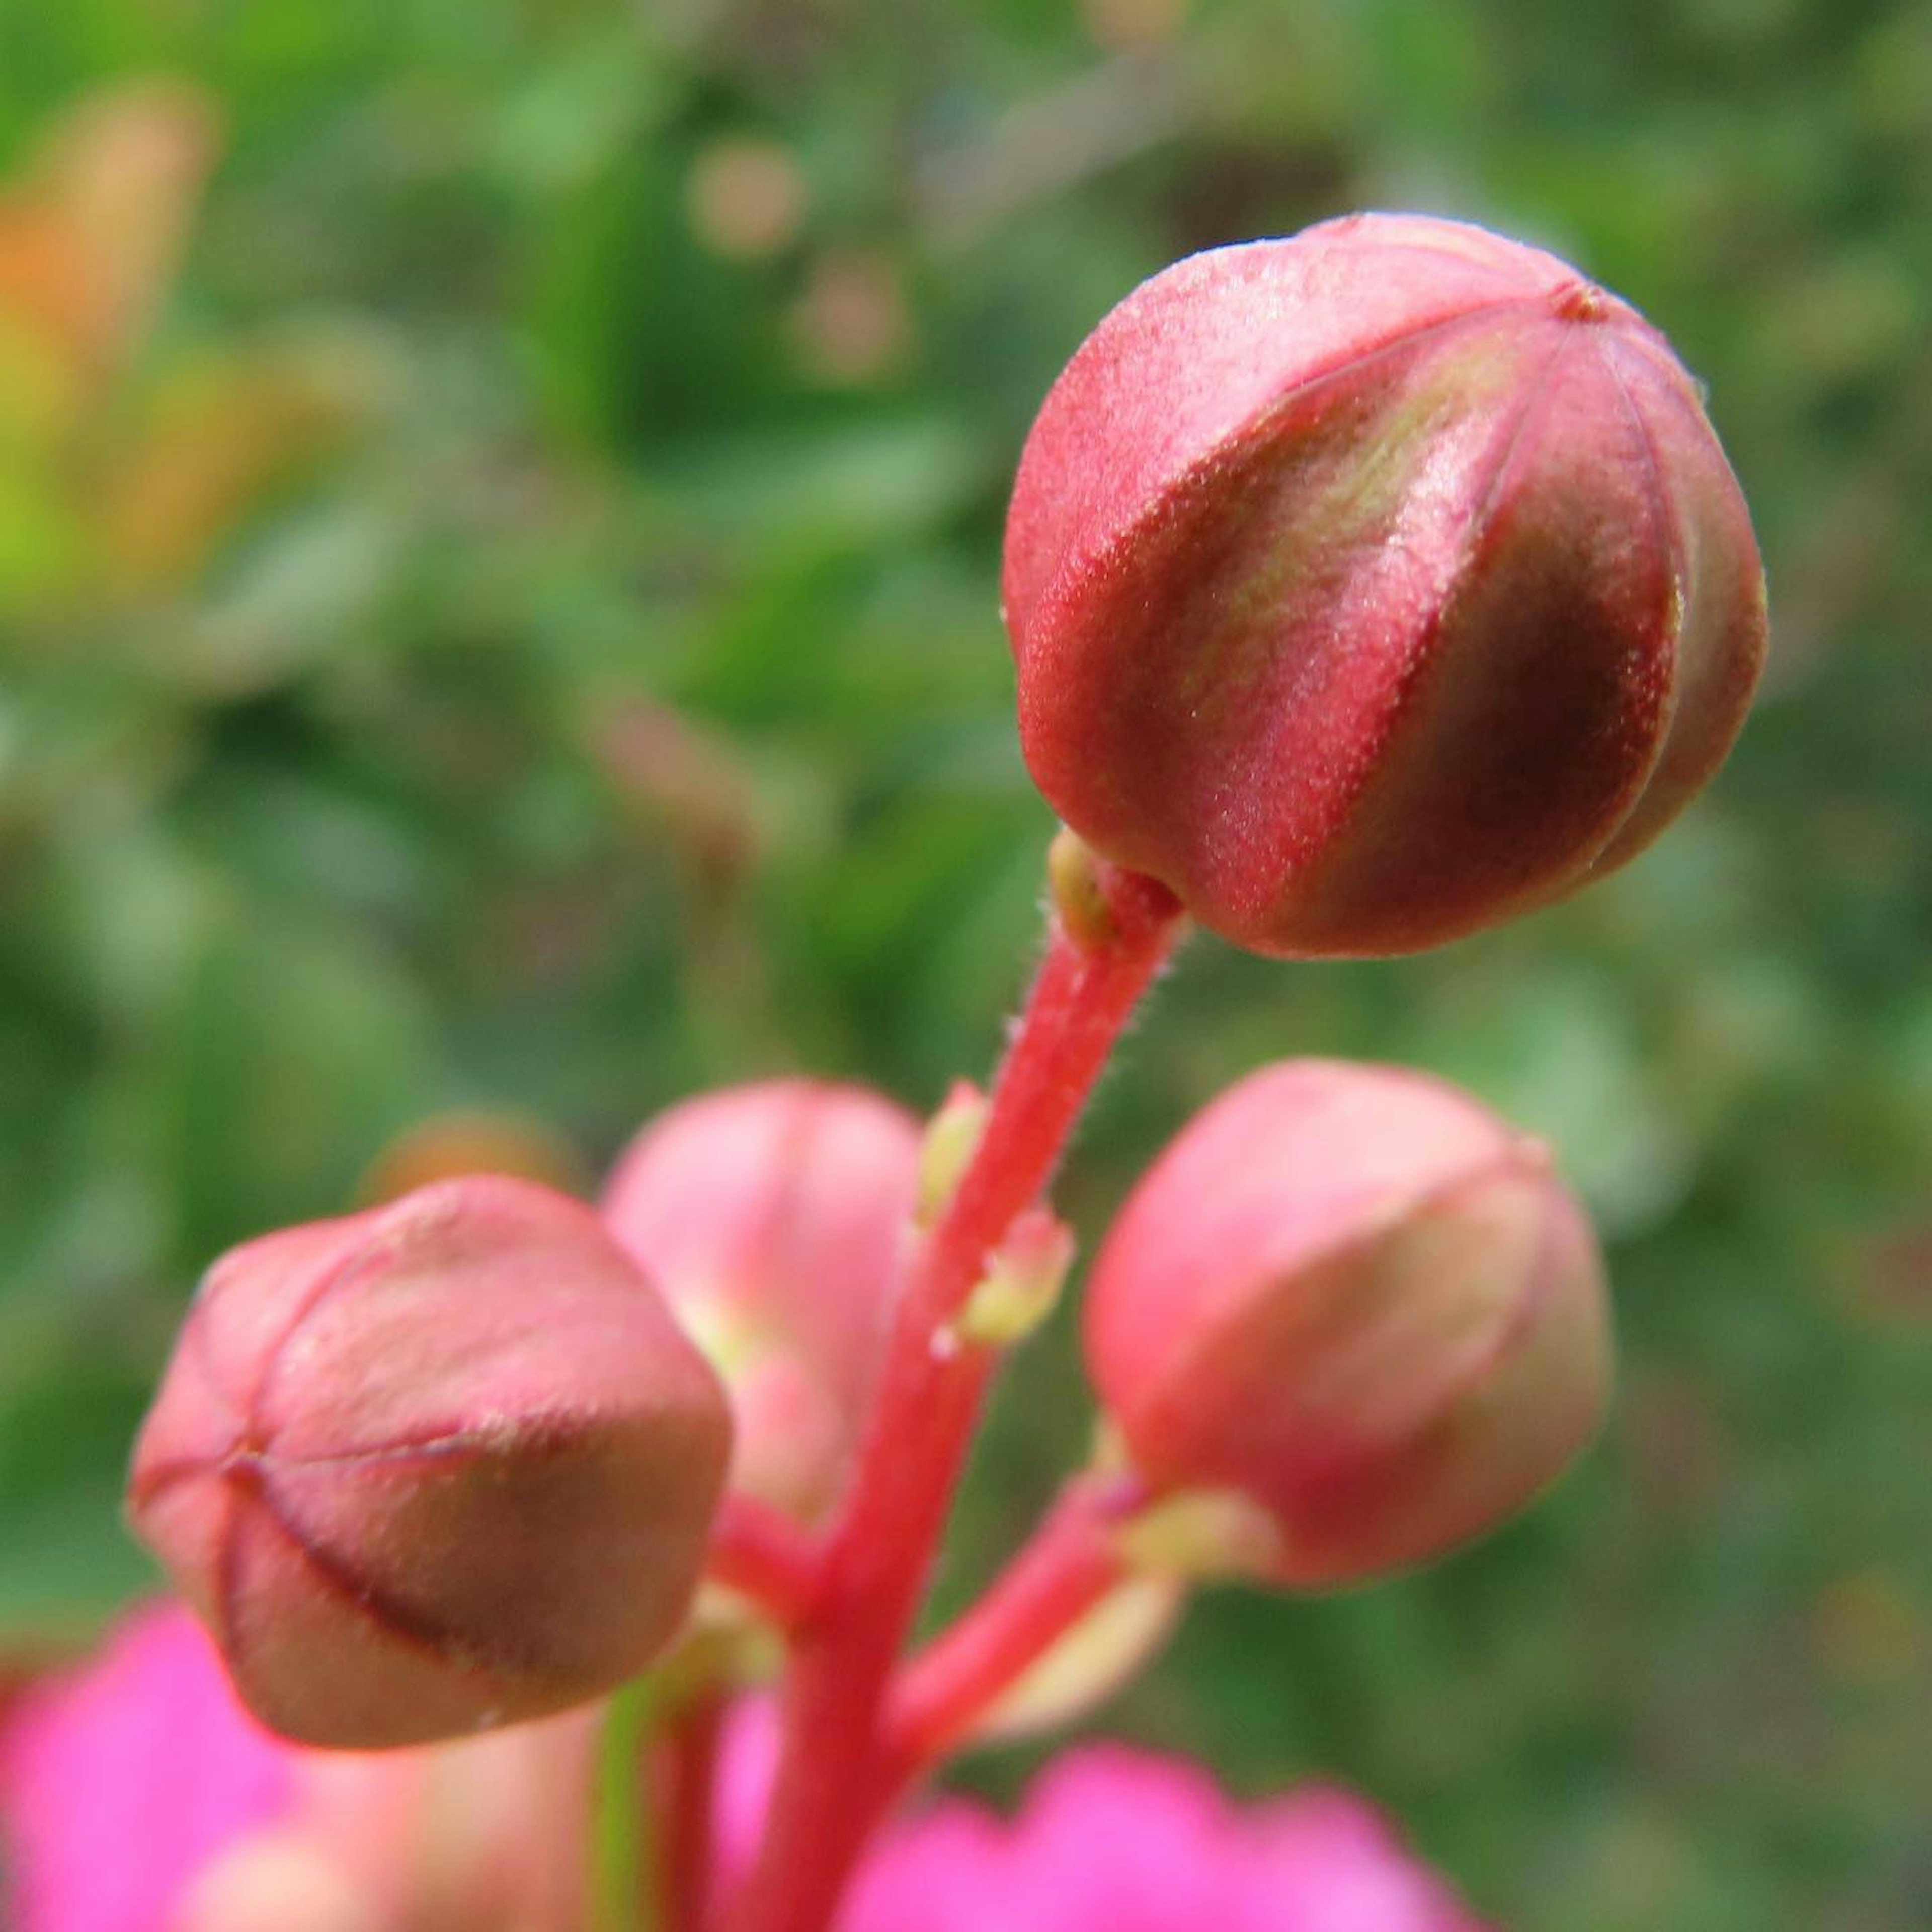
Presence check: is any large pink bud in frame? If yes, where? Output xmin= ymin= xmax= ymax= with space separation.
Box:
xmin=601 ymin=1080 xmax=921 ymax=1525
xmin=1004 ymin=212 xmax=1767 ymax=957
xmin=1084 ymin=1061 xmax=1609 ymax=1585
xmin=127 ymin=1177 xmax=732 ymax=1749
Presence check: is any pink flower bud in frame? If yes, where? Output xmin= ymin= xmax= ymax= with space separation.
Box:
xmin=601 ymin=1080 xmax=920 ymax=1525
xmin=1004 ymin=213 xmax=1766 ymax=957
xmin=1084 ymin=1060 xmax=1610 ymax=1585
xmin=127 ymin=1177 xmax=732 ymax=1749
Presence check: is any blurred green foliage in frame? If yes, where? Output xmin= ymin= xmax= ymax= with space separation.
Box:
xmin=1 ymin=2 xmax=1928 ymax=1926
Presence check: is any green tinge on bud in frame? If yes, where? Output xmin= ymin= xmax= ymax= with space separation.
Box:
xmin=1083 ymin=1060 xmax=1612 ymax=1587
xmin=1004 ymin=213 xmax=1766 ymax=958
xmin=954 ymin=1208 xmax=1075 ymax=1348
xmin=1046 ymin=826 xmax=1116 ymax=952
xmin=126 ymin=1177 xmax=733 ymax=1749
xmin=1111 ymin=1489 xmax=1287 ymax=1582
xmin=917 ymin=1082 xmax=990 ymax=1227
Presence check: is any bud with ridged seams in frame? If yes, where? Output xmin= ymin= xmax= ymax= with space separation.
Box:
xmin=1084 ymin=1060 xmax=1609 ymax=1586
xmin=127 ymin=1176 xmax=732 ymax=1749
xmin=1004 ymin=213 xmax=1766 ymax=957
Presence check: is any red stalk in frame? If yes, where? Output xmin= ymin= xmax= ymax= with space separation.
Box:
xmin=662 ymin=1691 xmax=726 ymax=1932
xmin=725 ymin=860 xmax=1183 ymax=1932
xmin=705 ymin=1494 xmax=824 ymax=1631
xmin=881 ymin=1473 xmax=1145 ymax=1779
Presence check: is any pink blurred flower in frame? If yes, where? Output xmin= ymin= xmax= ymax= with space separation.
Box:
xmin=0 ymin=1604 xmax=294 ymax=1932
xmin=839 ymin=1748 xmax=1487 ymax=1932
xmin=1 ymin=1601 xmax=592 ymax=1932
xmin=602 ymin=1079 xmax=922 ymax=1526
xmin=5 ymin=1605 xmax=1484 ymax=1932
xmin=716 ymin=1699 xmax=1487 ymax=1932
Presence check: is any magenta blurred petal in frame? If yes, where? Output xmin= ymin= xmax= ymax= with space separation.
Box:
xmin=0 ymin=1602 xmax=296 ymax=1932
xmin=6 ymin=1618 xmax=1484 ymax=1932
xmin=840 ymin=1743 xmax=1485 ymax=1931
xmin=717 ymin=1698 xmax=1484 ymax=1931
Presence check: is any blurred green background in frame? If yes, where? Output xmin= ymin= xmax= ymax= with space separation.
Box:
xmin=2 ymin=1 xmax=1928 ymax=1926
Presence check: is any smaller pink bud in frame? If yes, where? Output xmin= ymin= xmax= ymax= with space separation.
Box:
xmin=602 ymin=1079 xmax=921 ymax=1525
xmin=127 ymin=1177 xmax=732 ymax=1749
xmin=1084 ymin=1060 xmax=1609 ymax=1585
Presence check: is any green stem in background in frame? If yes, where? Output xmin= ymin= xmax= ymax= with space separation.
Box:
xmin=595 ymin=1677 xmax=661 ymax=1932
xmin=726 ymin=843 xmax=1185 ymax=1932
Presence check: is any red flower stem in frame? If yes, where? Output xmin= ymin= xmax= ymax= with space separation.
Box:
xmin=661 ymin=1689 xmax=726 ymax=1932
xmin=705 ymin=1493 xmax=824 ymax=1631
xmin=727 ymin=860 xmax=1184 ymax=1932
xmin=880 ymin=1472 xmax=1147 ymax=1781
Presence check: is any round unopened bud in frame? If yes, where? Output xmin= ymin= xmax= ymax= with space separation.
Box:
xmin=601 ymin=1080 xmax=921 ymax=1525
xmin=1004 ymin=213 xmax=1766 ymax=957
xmin=127 ymin=1177 xmax=732 ymax=1749
xmin=1083 ymin=1060 xmax=1610 ymax=1585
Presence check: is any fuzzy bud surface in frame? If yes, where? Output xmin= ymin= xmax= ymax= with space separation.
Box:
xmin=127 ymin=1176 xmax=732 ymax=1749
xmin=1084 ymin=1059 xmax=1610 ymax=1584
xmin=1004 ymin=213 xmax=1766 ymax=957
